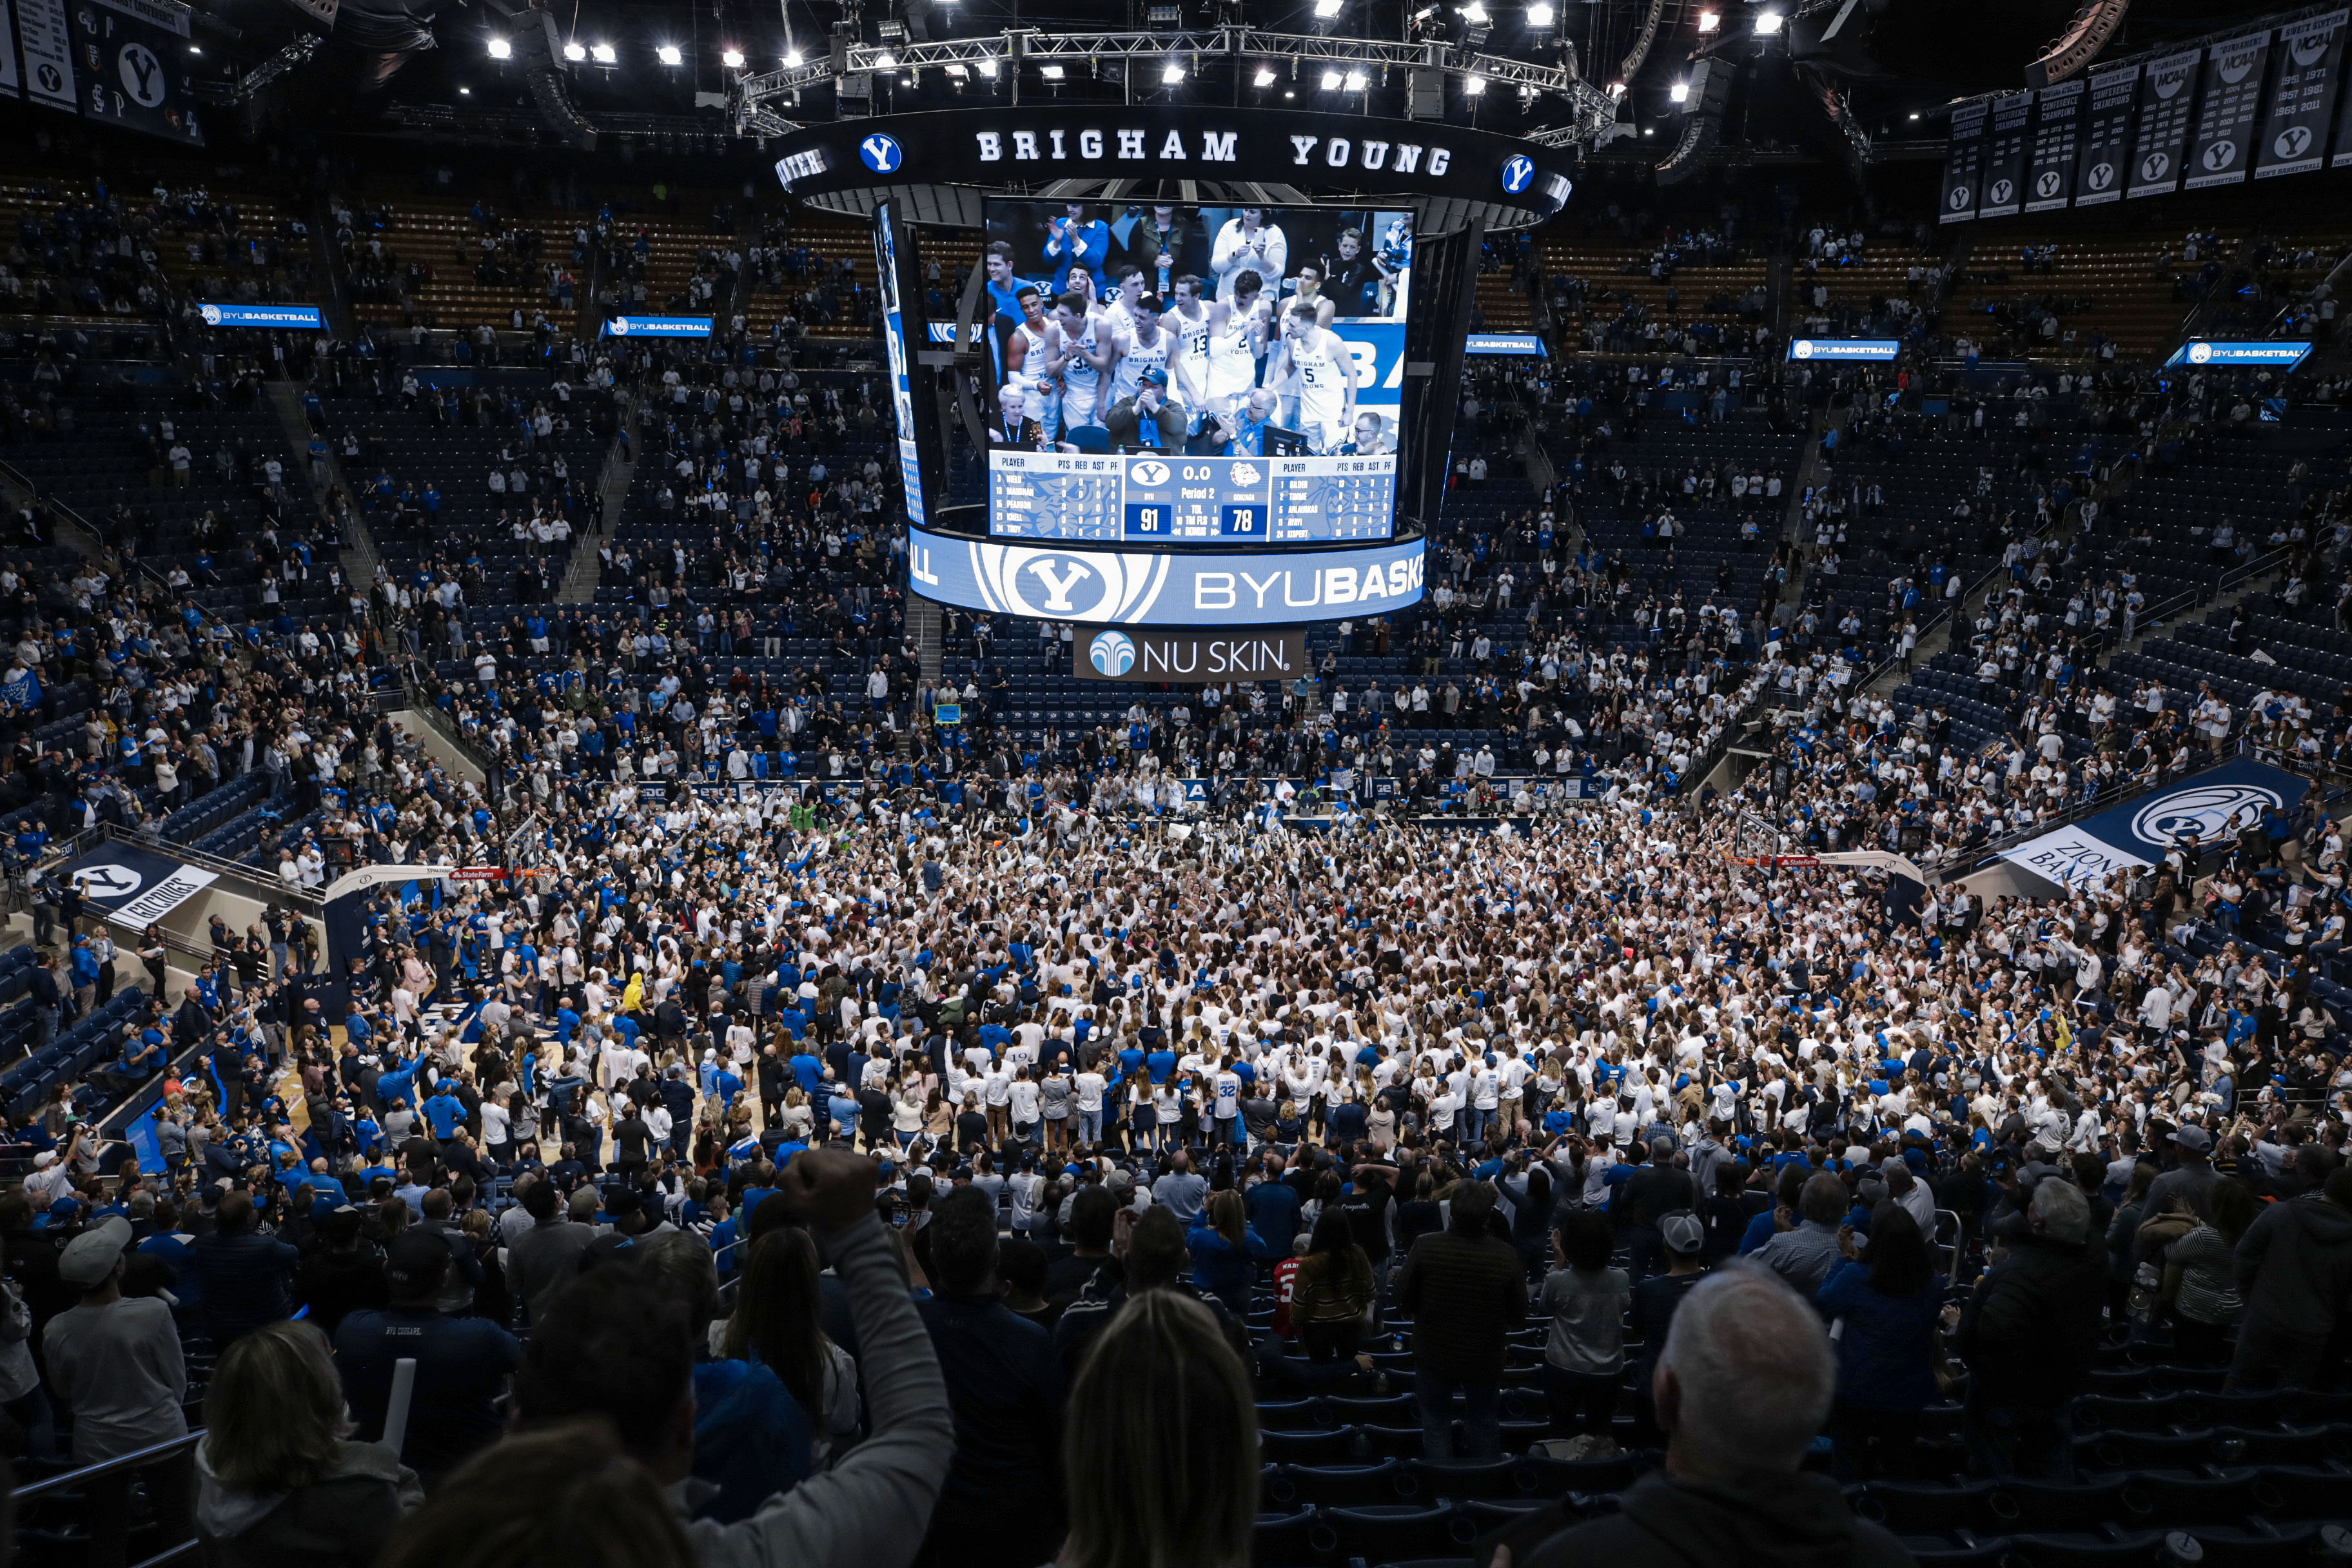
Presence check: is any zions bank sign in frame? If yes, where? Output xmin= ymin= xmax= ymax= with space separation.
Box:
xmin=767 ymin=106 xmax=1573 ymax=218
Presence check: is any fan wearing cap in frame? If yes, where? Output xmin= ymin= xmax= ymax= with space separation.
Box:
xmin=1103 ymin=369 xmax=1186 ymax=453
xmin=2146 ymin=1122 xmax=2219 ymax=1225
xmin=43 ymin=1215 xmax=193 ymax=1554
xmin=333 ymin=1231 xmax=522 ymax=1483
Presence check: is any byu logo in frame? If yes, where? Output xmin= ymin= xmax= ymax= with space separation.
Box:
xmin=2086 ymin=161 xmax=2115 ymax=190
xmin=2035 ymin=171 xmax=2062 ymax=199
xmin=2202 ymin=139 xmax=2237 ymax=172
xmin=71 ymin=863 xmax=142 ymax=898
xmin=1130 ymin=460 xmax=1171 ymax=486
xmin=1089 ymin=631 xmax=1137 ymax=677
xmin=859 ymin=133 xmax=904 ymax=173
xmin=610 ymin=317 xmax=632 ymax=335
xmin=1988 ymin=178 xmax=2014 ymax=206
xmin=1792 ymin=340 xmax=1816 ymax=359
xmin=1024 ymin=557 xmax=1096 ymax=614
xmin=2141 ymin=151 xmax=2170 ymax=181
xmin=2188 ymin=341 xmax=2214 ymax=363
xmin=117 ymin=41 xmax=164 ymax=107
xmin=199 ymin=303 xmax=222 ymax=326
xmin=2133 ymin=782 xmax=2282 ymax=846
xmin=1947 ymin=184 xmax=1972 ymax=211
xmin=1500 ymin=155 xmax=1536 ymax=195
xmin=2277 ymin=125 xmax=2314 ymax=159
xmin=35 ymin=63 xmax=61 ymax=95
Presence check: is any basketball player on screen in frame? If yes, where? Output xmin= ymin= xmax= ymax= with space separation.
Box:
xmin=1264 ymin=299 xmax=1357 ymax=456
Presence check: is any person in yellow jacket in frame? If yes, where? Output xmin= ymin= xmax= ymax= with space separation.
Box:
xmin=620 ymin=971 xmax=645 ymax=1015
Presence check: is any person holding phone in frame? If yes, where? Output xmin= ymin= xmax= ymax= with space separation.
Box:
xmin=1210 ymin=208 xmax=1288 ymax=304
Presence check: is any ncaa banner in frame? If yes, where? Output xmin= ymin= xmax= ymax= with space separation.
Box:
xmin=1979 ymin=92 xmax=2035 ymax=218
xmin=2075 ymin=63 xmax=2137 ymax=204
xmin=2024 ymin=79 xmax=2084 ymax=212
xmin=70 ymin=0 xmax=202 ymax=146
xmin=0 ymin=1 xmax=19 ymax=99
xmin=15 ymin=0 xmax=74 ymax=112
xmin=2257 ymin=8 xmax=2349 ymax=175
xmin=1939 ymin=100 xmax=1990 ymax=223
xmin=2186 ymin=29 xmax=2272 ymax=188
xmin=2130 ymin=47 xmax=2203 ymax=197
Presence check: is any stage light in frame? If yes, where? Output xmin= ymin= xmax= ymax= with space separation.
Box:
xmin=1041 ymin=63 xmax=1064 ymax=77
xmin=656 ymin=44 xmax=683 ymax=64
xmin=590 ymin=42 xmax=617 ymax=63
xmin=877 ymin=51 xmax=897 ymax=66
xmin=187 ymin=43 xmax=201 ymax=53
xmin=1527 ymin=3 xmax=1554 ymax=23
xmin=721 ymin=48 xmax=745 ymax=68
xmin=1344 ymin=68 xmax=1366 ymax=90
xmin=1908 ymin=112 xmax=1919 ymax=119
xmin=458 ymin=86 xmax=472 ymax=94
xmin=1148 ymin=3 xmax=1181 ymax=21
xmin=564 ymin=41 xmax=586 ymax=60
xmin=878 ymin=20 xmax=908 ymax=41
xmin=1255 ymin=64 xmax=1276 ymax=85
xmin=1642 ymin=125 xmax=1652 ymax=134
xmin=947 ymin=62 xmax=969 ymax=76
xmin=1669 ymin=81 xmax=1688 ymax=101
xmin=1696 ymin=8 xmax=1719 ymax=28
xmin=1607 ymin=79 xmax=1625 ymax=94
xmin=1320 ymin=68 xmax=1344 ymax=88
xmin=1162 ymin=63 xmax=1185 ymax=82
xmin=783 ymin=48 xmax=803 ymax=65
xmin=1460 ymin=2 xmax=1488 ymax=19
xmin=1314 ymin=0 xmax=1344 ymax=15
xmin=977 ymin=57 xmax=998 ymax=75
xmin=487 ymin=37 xmax=512 ymax=58
xmin=1464 ymin=73 xmax=1485 ymax=93
xmin=1753 ymin=10 xmax=1781 ymax=32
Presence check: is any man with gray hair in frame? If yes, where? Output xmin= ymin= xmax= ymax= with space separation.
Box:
xmin=1754 ymin=1173 xmax=1848 ymax=1298
xmin=1954 ymin=1173 xmax=2103 ymax=1479
xmin=1514 ymin=1267 xmax=1910 ymax=1568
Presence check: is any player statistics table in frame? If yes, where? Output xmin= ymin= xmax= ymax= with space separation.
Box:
xmin=988 ymin=451 xmax=1396 ymax=545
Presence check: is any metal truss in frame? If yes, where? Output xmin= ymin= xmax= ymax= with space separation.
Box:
xmin=730 ymin=24 xmax=1614 ymax=147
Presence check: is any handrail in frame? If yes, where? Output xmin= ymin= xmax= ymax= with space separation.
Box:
xmin=14 ymin=1430 xmax=205 ymax=1500
xmin=0 ymin=456 xmax=108 ymax=556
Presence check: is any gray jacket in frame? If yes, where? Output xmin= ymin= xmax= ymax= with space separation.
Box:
xmin=505 ymin=1216 xmax=595 ymax=1326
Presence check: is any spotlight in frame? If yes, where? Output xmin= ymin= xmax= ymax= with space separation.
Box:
xmin=590 ymin=42 xmax=617 ymax=63
xmin=1041 ymin=63 xmax=1065 ymax=77
xmin=947 ymin=62 xmax=969 ymax=76
xmin=564 ymin=41 xmax=586 ymax=59
xmin=1607 ymin=79 xmax=1625 ymax=94
xmin=187 ymin=43 xmax=201 ymax=53
xmin=1460 ymin=2 xmax=1488 ymax=19
xmin=1696 ymin=8 xmax=1719 ymax=28
xmin=1669 ymin=80 xmax=1688 ymax=101
xmin=877 ymin=51 xmax=897 ymax=66
xmin=1162 ymin=63 xmax=1185 ymax=82
xmin=656 ymin=44 xmax=683 ymax=64
xmin=878 ymin=20 xmax=908 ymax=41
xmin=1255 ymin=64 xmax=1276 ymax=85
xmin=1753 ymin=10 xmax=1781 ymax=32
xmin=487 ymin=37 xmax=512 ymax=58
xmin=721 ymin=48 xmax=745 ymax=68
xmin=1314 ymin=0 xmax=1344 ymax=15
xmin=1320 ymin=68 xmax=1344 ymax=88
xmin=1642 ymin=125 xmax=1652 ymax=134
xmin=458 ymin=86 xmax=472 ymax=93
xmin=1527 ymin=3 xmax=1554 ymax=22
xmin=1464 ymin=73 xmax=1485 ymax=93
xmin=783 ymin=48 xmax=803 ymax=65
xmin=977 ymin=57 xmax=998 ymax=75
xmin=1344 ymin=68 xmax=1366 ymax=89
xmin=1908 ymin=112 xmax=1919 ymax=119
xmin=1149 ymin=3 xmax=1181 ymax=21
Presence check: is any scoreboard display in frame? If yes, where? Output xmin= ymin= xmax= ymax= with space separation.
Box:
xmin=988 ymin=451 xmax=1397 ymax=545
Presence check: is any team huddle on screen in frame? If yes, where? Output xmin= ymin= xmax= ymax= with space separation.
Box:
xmin=985 ymin=202 xmax=1408 ymax=459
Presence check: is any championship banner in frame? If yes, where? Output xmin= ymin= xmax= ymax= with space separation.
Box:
xmin=2025 ymin=79 xmax=2084 ymax=211
xmin=1980 ymin=92 xmax=2035 ymax=217
xmin=2186 ymin=28 xmax=2272 ymax=188
xmin=2075 ymin=63 xmax=2137 ymax=204
xmin=2259 ymin=8 xmax=2349 ymax=177
xmin=15 ymin=0 xmax=75 ymax=112
xmin=59 ymin=842 xmax=220 ymax=926
xmin=0 ymin=1 xmax=21 ymax=99
xmin=1939 ymin=99 xmax=1990 ymax=223
xmin=68 ymin=0 xmax=202 ymax=146
xmin=2129 ymin=47 xmax=2203 ymax=197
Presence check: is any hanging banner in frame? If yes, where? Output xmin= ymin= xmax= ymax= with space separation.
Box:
xmin=1939 ymin=100 xmax=1990 ymax=223
xmin=2075 ymin=62 xmax=2138 ymax=204
xmin=2186 ymin=28 xmax=2273 ymax=188
xmin=15 ymin=0 xmax=75 ymax=112
xmin=2129 ymin=47 xmax=2203 ymax=197
xmin=68 ymin=0 xmax=201 ymax=146
xmin=0 ymin=1 xmax=21 ymax=99
xmin=2025 ymin=79 xmax=2084 ymax=211
xmin=2259 ymin=8 xmax=2348 ymax=177
xmin=1979 ymin=92 xmax=2035 ymax=217
xmin=59 ymin=843 xmax=220 ymax=926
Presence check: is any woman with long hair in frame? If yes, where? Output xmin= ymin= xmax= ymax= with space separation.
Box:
xmin=1290 ymin=1206 xmax=1375 ymax=1362
xmin=723 ymin=1228 xmax=861 ymax=1467
xmin=1187 ymin=1188 xmax=1262 ymax=1320
xmin=1815 ymin=1203 xmax=1945 ymax=1480
xmin=195 ymin=1319 xmax=421 ymax=1565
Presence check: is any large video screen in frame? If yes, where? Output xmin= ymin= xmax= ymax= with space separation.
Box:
xmin=979 ymin=199 xmax=1411 ymax=545
xmin=873 ymin=200 xmax=928 ymax=527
